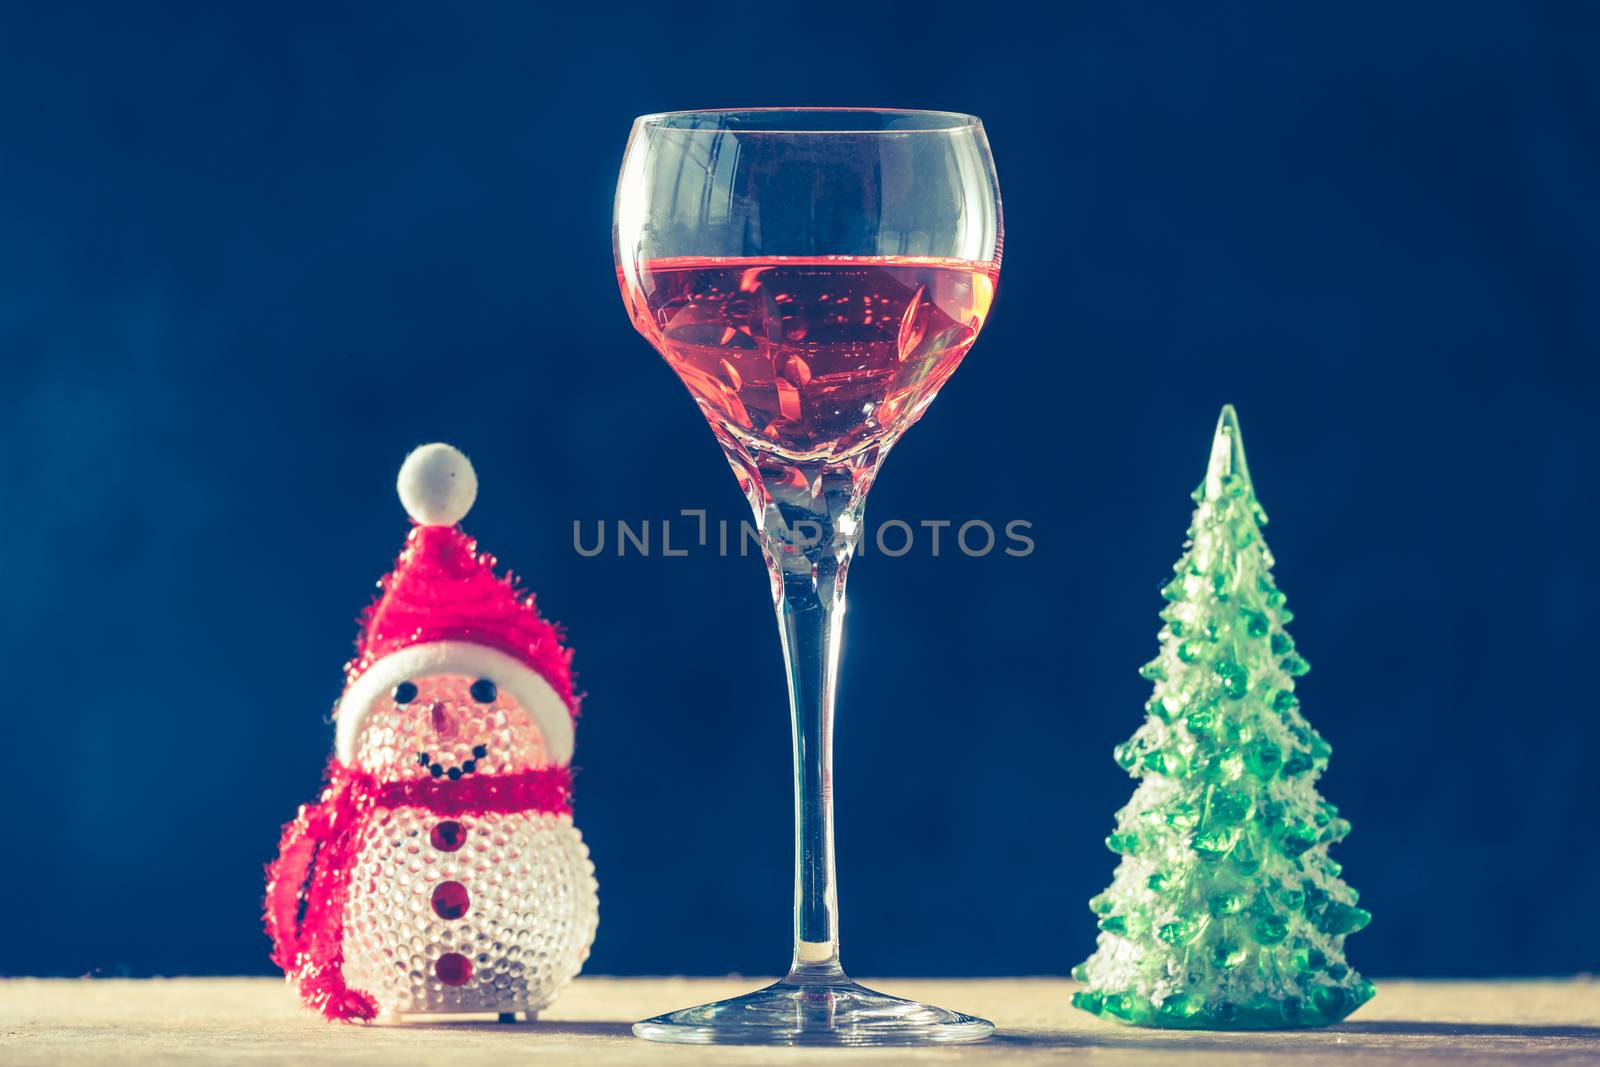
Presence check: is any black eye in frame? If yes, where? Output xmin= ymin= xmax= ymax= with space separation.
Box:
xmin=393 ymin=681 xmax=418 ymax=705
xmin=470 ymin=679 xmax=497 ymax=704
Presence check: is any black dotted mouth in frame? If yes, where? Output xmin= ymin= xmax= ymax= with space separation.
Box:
xmin=417 ymin=745 xmax=490 ymax=779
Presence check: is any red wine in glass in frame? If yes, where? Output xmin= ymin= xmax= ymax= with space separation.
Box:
xmin=623 ymin=255 xmax=998 ymax=459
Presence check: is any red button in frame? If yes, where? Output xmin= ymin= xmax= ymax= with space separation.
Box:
xmin=430 ymin=820 xmax=465 ymax=852
xmin=431 ymin=880 xmax=470 ymax=920
xmin=435 ymin=952 xmax=473 ymax=986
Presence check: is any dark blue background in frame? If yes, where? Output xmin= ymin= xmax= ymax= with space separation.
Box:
xmin=4 ymin=3 xmax=1596 ymax=980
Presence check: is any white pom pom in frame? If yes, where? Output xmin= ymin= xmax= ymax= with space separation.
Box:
xmin=397 ymin=443 xmax=478 ymax=526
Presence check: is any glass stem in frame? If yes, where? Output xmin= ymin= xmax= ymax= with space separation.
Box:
xmin=738 ymin=450 xmax=876 ymax=984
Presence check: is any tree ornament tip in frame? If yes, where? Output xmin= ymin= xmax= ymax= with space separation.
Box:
xmin=1201 ymin=404 xmax=1253 ymax=503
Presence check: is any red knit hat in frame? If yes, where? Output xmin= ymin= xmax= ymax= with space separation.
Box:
xmin=333 ymin=444 xmax=577 ymax=765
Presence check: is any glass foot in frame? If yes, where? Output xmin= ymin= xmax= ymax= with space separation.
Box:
xmin=632 ymin=977 xmax=995 ymax=1046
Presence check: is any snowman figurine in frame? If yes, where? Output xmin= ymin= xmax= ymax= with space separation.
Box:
xmin=265 ymin=444 xmax=598 ymax=1022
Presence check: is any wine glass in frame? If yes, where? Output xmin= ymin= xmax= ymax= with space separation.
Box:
xmin=614 ymin=108 xmax=1002 ymax=1045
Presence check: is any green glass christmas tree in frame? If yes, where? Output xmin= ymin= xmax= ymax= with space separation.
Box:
xmin=1072 ymin=405 xmax=1373 ymax=1030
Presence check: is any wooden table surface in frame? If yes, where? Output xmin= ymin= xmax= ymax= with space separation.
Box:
xmin=3 ymin=977 xmax=1597 ymax=1065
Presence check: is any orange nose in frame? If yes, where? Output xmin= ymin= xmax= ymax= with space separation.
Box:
xmin=430 ymin=701 xmax=458 ymax=739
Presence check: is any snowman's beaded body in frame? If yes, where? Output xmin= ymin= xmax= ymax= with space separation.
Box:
xmin=343 ymin=809 xmax=597 ymax=1016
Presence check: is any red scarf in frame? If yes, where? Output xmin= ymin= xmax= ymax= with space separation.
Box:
xmin=264 ymin=758 xmax=574 ymax=1021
